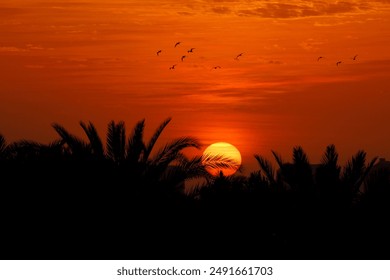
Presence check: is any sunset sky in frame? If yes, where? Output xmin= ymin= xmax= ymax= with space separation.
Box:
xmin=1 ymin=0 xmax=390 ymax=174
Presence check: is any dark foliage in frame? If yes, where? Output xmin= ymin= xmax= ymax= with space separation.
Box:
xmin=1 ymin=122 xmax=390 ymax=260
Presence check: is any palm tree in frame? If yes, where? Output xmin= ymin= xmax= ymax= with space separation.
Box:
xmin=316 ymin=145 xmax=341 ymax=184
xmin=341 ymin=150 xmax=378 ymax=203
xmin=269 ymin=146 xmax=313 ymax=193
xmin=291 ymin=146 xmax=313 ymax=192
xmin=50 ymin=118 xmax=218 ymax=191
xmin=141 ymin=136 xmax=202 ymax=187
xmin=79 ymin=121 xmax=104 ymax=159
xmin=106 ymin=120 xmax=127 ymax=164
xmin=311 ymin=144 xmax=350 ymax=217
xmin=51 ymin=123 xmax=91 ymax=159
xmin=254 ymin=154 xmax=276 ymax=186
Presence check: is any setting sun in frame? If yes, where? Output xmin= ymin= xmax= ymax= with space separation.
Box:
xmin=202 ymin=142 xmax=242 ymax=176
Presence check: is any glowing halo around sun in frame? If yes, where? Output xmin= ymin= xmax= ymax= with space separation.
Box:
xmin=202 ymin=142 xmax=242 ymax=176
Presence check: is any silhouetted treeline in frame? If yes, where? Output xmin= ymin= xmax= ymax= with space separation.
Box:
xmin=1 ymin=118 xmax=389 ymax=260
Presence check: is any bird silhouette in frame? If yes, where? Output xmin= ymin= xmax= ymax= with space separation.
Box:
xmin=353 ymin=54 xmax=358 ymax=60
xmin=187 ymin=48 xmax=195 ymax=53
xmin=181 ymin=55 xmax=186 ymax=61
xmin=212 ymin=66 xmax=221 ymax=70
xmin=317 ymin=56 xmax=324 ymax=61
xmin=235 ymin=53 xmax=244 ymax=60
xmin=157 ymin=50 xmax=162 ymax=56
xmin=169 ymin=64 xmax=176 ymax=70
xmin=336 ymin=61 xmax=342 ymax=66
xmin=174 ymin=42 xmax=181 ymax=47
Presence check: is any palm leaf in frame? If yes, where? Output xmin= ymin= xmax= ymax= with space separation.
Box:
xmin=254 ymin=154 xmax=276 ymax=184
xmin=143 ymin=117 xmax=171 ymax=162
xmin=80 ymin=121 xmax=104 ymax=157
xmin=151 ymin=137 xmax=201 ymax=168
xmin=292 ymin=146 xmax=310 ymax=166
xmin=106 ymin=121 xmax=126 ymax=163
xmin=354 ymin=156 xmax=378 ymax=194
xmin=321 ymin=144 xmax=339 ymax=168
xmin=126 ymin=119 xmax=146 ymax=163
xmin=342 ymin=150 xmax=367 ymax=184
xmin=52 ymin=123 xmax=89 ymax=155
xmin=169 ymin=153 xmax=207 ymax=179
xmin=271 ymin=150 xmax=284 ymax=169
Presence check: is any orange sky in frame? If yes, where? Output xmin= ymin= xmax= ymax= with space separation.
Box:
xmin=1 ymin=0 xmax=390 ymax=174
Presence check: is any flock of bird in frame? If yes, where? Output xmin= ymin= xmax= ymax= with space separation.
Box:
xmin=156 ymin=41 xmax=245 ymax=71
xmin=156 ymin=41 xmax=359 ymax=70
xmin=317 ymin=54 xmax=358 ymax=66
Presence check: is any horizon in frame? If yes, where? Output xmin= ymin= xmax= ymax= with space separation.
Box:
xmin=1 ymin=0 xmax=390 ymax=174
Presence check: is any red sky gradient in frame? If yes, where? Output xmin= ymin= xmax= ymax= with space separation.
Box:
xmin=1 ymin=0 xmax=390 ymax=174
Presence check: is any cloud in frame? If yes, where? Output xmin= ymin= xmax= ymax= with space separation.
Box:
xmin=299 ymin=38 xmax=326 ymax=51
xmin=0 ymin=46 xmax=27 ymax=52
xmin=211 ymin=6 xmax=232 ymax=14
xmin=0 ymin=44 xmax=49 ymax=53
xmin=26 ymin=44 xmax=45 ymax=51
xmin=236 ymin=2 xmax=363 ymax=18
xmin=194 ymin=0 xmax=384 ymax=19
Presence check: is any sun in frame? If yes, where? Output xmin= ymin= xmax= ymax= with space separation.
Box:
xmin=202 ymin=142 xmax=242 ymax=176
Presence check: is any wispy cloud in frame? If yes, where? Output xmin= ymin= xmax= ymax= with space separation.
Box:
xmin=188 ymin=0 xmax=387 ymax=19
xmin=0 ymin=46 xmax=27 ymax=52
xmin=0 ymin=44 xmax=49 ymax=53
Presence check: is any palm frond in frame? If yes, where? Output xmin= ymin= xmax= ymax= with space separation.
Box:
xmin=292 ymin=146 xmax=310 ymax=166
xmin=254 ymin=154 xmax=276 ymax=184
xmin=271 ymin=150 xmax=284 ymax=169
xmin=143 ymin=117 xmax=171 ymax=162
xmin=52 ymin=123 xmax=89 ymax=155
xmin=174 ymin=154 xmax=210 ymax=179
xmin=106 ymin=121 xmax=126 ymax=163
xmin=354 ymin=156 xmax=378 ymax=194
xmin=151 ymin=137 xmax=201 ymax=168
xmin=201 ymin=153 xmax=241 ymax=175
xmin=126 ymin=119 xmax=146 ymax=163
xmin=321 ymin=144 xmax=339 ymax=167
xmin=80 ymin=121 xmax=104 ymax=157
xmin=342 ymin=150 xmax=367 ymax=184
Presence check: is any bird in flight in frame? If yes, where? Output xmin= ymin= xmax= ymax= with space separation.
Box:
xmin=169 ymin=64 xmax=176 ymax=70
xmin=187 ymin=48 xmax=195 ymax=53
xmin=336 ymin=61 xmax=342 ymax=66
xmin=352 ymin=54 xmax=358 ymax=60
xmin=157 ymin=50 xmax=162 ymax=56
xmin=212 ymin=66 xmax=221 ymax=70
xmin=174 ymin=42 xmax=181 ymax=47
xmin=317 ymin=56 xmax=324 ymax=61
xmin=235 ymin=53 xmax=244 ymax=60
xmin=181 ymin=55 xmax=186 ymax=61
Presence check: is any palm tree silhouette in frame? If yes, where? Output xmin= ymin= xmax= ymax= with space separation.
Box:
xmin=3 ymin=120 xmax=390 ymax=260
xmin=317 ymin=144 xmax=341 ymax=180
xmin=341 ymin=150 xmax=378 ymax=202
xmin=254 ymin=154 xmax=276 ymax=186
xmin=49 ymin=118 xmax=214 ymax=188
xmin=79 ymin=121 xmax=105 ymax=159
